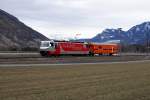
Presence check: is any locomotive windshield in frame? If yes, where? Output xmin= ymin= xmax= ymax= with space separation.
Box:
xmin=40 ymin=41 xmax=50 ymax=47
xmin=40 ymin=41 xmax=55 ymax=48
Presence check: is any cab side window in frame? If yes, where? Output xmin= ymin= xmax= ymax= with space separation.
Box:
xmin=50 ymin=42 xmax=54 ymax=47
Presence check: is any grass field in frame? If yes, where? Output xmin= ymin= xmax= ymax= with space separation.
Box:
xmin=0 ymin=62 xmax=150 ymax=100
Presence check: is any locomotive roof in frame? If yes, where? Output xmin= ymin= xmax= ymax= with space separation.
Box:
xmin=41 ymin=40 xmax=86 ymax=44
xmin=41 ymin=41 xmax=118 ymax=45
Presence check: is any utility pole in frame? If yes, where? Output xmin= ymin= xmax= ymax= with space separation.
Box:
xmin=146 ymin=27 xmax=149 ymax=55
xmin=147 ymin=35 xmax=149 ymax=56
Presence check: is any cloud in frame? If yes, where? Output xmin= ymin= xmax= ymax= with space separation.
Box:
xmin=1 ymin=0 xmax=150 ymax=39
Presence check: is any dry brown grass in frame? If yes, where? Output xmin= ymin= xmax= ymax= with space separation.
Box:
xmin=0 ymin=62 xmax=150 ymax=100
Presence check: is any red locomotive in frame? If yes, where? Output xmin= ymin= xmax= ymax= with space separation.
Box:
xmin=39 ymin=40 xmax=119 ymax=56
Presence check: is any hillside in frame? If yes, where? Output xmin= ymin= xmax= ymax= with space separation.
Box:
xmin=0 ymin=9 xmax=49 ymax=51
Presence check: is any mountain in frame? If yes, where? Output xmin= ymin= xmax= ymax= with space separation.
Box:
xmin=0 ymin=9 xmax=49 ymax=51
xmin=126 ymin=22 xmax=150 ymax=44
xmin=80 ymin=22 xmax=150 ymax=45
xmin=91 ymin=28 xmax=126 ymax=42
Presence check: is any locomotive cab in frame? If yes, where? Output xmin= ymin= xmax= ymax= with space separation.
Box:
xmin=40 ymin=41 xmax=56 ymax=56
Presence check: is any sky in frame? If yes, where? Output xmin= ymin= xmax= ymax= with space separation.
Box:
xmin=1 ymin=0 xmax=150 ymax=40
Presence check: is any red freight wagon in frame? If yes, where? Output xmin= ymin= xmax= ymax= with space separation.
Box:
xmin=40 ymin=41 xmax=89 ymax=56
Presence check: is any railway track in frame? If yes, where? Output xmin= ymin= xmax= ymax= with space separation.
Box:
xmin=0 ymin=53 xmax=150 ymax=65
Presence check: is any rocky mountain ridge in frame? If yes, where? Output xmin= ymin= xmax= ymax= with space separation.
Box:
xmin=0 ymin=9 xmax=49 ymax=51
xmin=80 ymin=22 xmax=150 ymax=45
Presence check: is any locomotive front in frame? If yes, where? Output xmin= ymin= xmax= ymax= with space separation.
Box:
xmin=39 ymin=40 xmax=56 ymax=56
